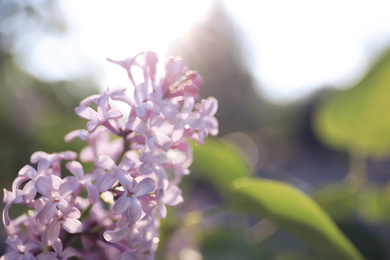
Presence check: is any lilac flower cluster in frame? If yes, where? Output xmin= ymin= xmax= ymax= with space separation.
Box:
xmin=2 ymin=51 xmax=218 ymax=260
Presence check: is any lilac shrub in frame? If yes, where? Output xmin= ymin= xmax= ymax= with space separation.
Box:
xmin=2 ymin=51 xmax=218 ymax=260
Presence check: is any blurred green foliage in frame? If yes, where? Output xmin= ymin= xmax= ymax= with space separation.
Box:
xmin=314 ymin=49 xmax=390 ymax=159
xmin=191 ymin=139 xmax=252 ymax=195
xmin=231 ymin=178 xmax=363 ymax=260
xmin=191 ymin=138 xmax=364 ymax=260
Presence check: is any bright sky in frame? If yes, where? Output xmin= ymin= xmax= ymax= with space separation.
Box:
xmin=14 ymin=0 xmax=390 ymax=102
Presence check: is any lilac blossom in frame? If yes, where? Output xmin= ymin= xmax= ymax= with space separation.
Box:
xmin=75 ymin=92 xmax=122 ymax=134
xmin=1 ymin=236 xmax=44 ymax=260
xmin=113 ymin=174 xmax=155 ymax=222
xmin=36 ymin=239 xmax=80 ymax=260
xmin=2 ymin=51 xmax=218 ymax=259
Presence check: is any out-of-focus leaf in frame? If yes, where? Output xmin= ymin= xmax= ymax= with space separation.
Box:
xmin=314 ymin=49 xmax=390 ymax=158
xmin=312 ymin=182 xmax=359 ymax=221
xmin=191 ymin=138 xmax=252 ymax=195
xmin=230 ymin=177 xmax=364 ymax=260
xmin=358 ymin=182 xmax=390 ymax=223
xmin=200 ymin=230 xmax=264 ymax=260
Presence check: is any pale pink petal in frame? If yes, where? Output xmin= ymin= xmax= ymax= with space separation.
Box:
xmin=172 ymin=122 xmax=184 ymax=143
xmin=3 ymin=189 xmax=15 ymax=203
xmin=96 ymin=173 xmax=117 ymax=192
xmin=11 ymin=176 xmax=28 ymax=194
xmin=86 ymin=120 xmax=100 ymax=133
xmin=97 ymin=93 xmax=109 ymax=113
xmin=61 ymin=247 xmax=81 ymax=259
xmin=2 ymin=203 xmax=11 ymax=226
xmin=84 ymin=183 xmax=99 ymax=204
xmin=42 ymin=221 xmax=61 ymax=245
xmin=58 ymin=200 xmax=81 ymax=219
xmin=138 ymin=162 xmax=153 ymax=175
xmin=79 ymin=94 xmax=100 ymax=106
xmin=33 ymin=197 xmax=47 ymax=212
xmin=37 ymin=158 xmax=51 ymax=175
xmin=104 ymin=109 xmax=123 ymax=119
xmin=25 ymin=252 xmax=36 ymax=260
xmin=162 ymin=186 xmax=182 ymax=204
xmin=36 ymin=252 xmax=57 ymax=260
xmin=125 ymin=197 xmax=142 ymax=223
xmin=59 ymin=151 xmax=77 ymax=161
xmin=75 ymin=106 xmax=96 ymax=120
xmin=118 ymin=155 xmax=136 ymax=170
xmin=62 ymin=218 xmax=82 ymax=233
xmin=109 ymin=88 xmax=133 ymax=105
xmin=59 ymin=176 xmax=79 ymax=197
xmin=51 ymin=238 xmax=63 ymax=254
xmin=134 ymin=83 xmax=148 ymax=105
xmin=103 ymin=227 xmax=128 ymax=243
xmin=34 ymin=177 xmax=53 ymax=198
xmin=65 ymin=161 xmax=84 ymax=179
xmin=64 ymin=129 xmax=83 ymax=142
xmin=161 ymin=104 xmax=178 ymax=121
xmin=36 ymin=201 xmax=56 ymax=223
xmin=24 ymin=240 xmax=44 ymax=252
xmin=144 ymin=101 xmax=160 ymax=114
xmin=155 ymin=187 xmax=164 ymax=200
xmin=203 ymin=97 xmax=218 ymax=115
xmin=5 ymin=236 xmax=24 ymax=251
xmin=139 ymin=138 xmax=154 ymax=162
xmin=128 ymin=118 xmax=148 ymax=134
xmin=133 ymin=178 xmax=155 ymax=196
xmin=96 ymin=155 xmax=116 ymax=172
xmin=145 ymin=51 xmax=158 ymax=82
xmin=182 ymin=94 xmax=194 ymax=114
xmin=155 ymin=132 xmax=171 ymax=151
xmin=118 ymin=252 xmax=136 ymax=260
xmin=18 ymin=165 xmax=37 ymax=179
xmin=49 ymin=175 xmax=63 ymax=191
xmin=127 ymin=226 xmax=142 ymax=249
xmin=30 ymin=151 xmax=48 ymax=164
xmin=112 ymin=194 xmax=131 ymax=215
xmin=135 ymin=106 xmax=147 ymax=118
xmin=22 ymin=181 xmax=37 ymax=203
xmin=158 ymin=204 xmax=167 ymax=220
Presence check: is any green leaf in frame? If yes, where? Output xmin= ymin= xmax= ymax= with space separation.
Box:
xmin=191 ymin=138 xmax=252 ymax=195
xmin=200 ymin=230 xmax=265 ymax=260
xmin=314 ymin=48 xmax=390 ymax=158
xmin=357 ymin=182 xmax=390 ymax=223
xmin=230 ymin=177 xmax=365 ymax=260
xmin=312 ymin=182 xmax=359 ymax=221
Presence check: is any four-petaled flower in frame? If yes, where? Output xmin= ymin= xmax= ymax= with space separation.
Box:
xmin=34 ymin=175 xmax=80 ymax=224
xmin=75 ymin=92 xmax=122 ymax=133
xmin=113 ymin=174 xmax=155 ymax=223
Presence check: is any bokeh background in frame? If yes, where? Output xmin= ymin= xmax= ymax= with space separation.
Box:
xmin=2 ymin=0 xmax=390 ymax=259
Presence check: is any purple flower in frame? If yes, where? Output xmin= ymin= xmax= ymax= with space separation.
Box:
xmin=95 ymin=154 xmax=135 ymax=192
xmin=103 ymin=224 xmax=142 ymax=250
xmin=36 ymin=239 xmax=80 ymax=260
xmin=155 ymin=185 xmax=183 ymax=220
xmin=162 ymin=93 xmax=195 ymax=143
xmin=113 ymin=174 xmax=155 ymax=223
xmin=127 ymin=115 xmax=171 ymax=162
xmin=75 ymin=92 xmax=122 ymax=133
xmin=66 ymin=161 xmax=99 ymax=203
xmin=34 ymin=175 xmax=80 ymax=224
xmin=1 ymin=236 xmax=44 ymax=260
xmin=42 ymin=215 xmax=82 ymax=246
